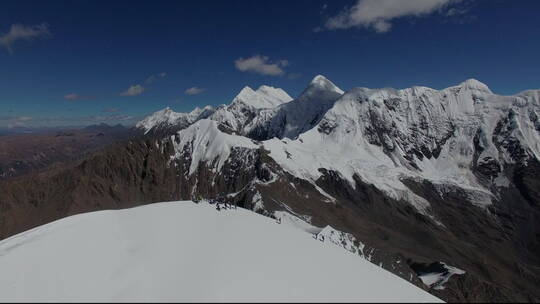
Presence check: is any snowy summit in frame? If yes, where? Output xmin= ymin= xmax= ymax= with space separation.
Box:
xmin=0 ymin=201 xmax=440 ymax=302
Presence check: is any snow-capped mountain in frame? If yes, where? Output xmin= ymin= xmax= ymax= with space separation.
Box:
xmin=3 ymin=75 xmax=540 ymax=302
xmin=136 ymin=105 xmax=215 ymax=135
xmin=143 ymin=75 xmax=540 ymax=216
xmin=247 ymin=75 xmax=345 ymax=140
xmin=0 ymin=201 xmax=440 ymax=302
xmin=136 ymin=84 xmax=292 ymax=136
xmin=136 ymin=75 xmax=345 ymax=139
xmin=133 ymin=75 xmax=540 ymax=301
xmin=231 ymin=85 xmax=292 ymax=109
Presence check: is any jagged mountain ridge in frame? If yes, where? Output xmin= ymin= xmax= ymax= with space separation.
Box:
xmin=136 ymin=105 xmax=215 ymax=136
xmin=138 ymin=75 xmax=540 ymax=215
xmin=1 ymin=76 xmax=539 ymax=302
xmin=137 ymin=75 xmax=342 ymax=139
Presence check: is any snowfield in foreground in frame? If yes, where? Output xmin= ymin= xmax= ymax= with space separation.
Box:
xmin=0 ymin=201 xmax=441 ymax=302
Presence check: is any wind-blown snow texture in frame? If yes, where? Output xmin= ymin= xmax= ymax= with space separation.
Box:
xmin=138 ymin=75 xmax=540 ymax=219
xmin=0 ymin=201 xmax=440 ymax=302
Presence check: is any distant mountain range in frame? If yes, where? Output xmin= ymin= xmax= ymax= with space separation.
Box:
xmin=0 ymin=123 xmax=131 ymax=180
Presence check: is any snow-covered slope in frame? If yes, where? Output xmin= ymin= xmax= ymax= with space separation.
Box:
xmin=171 ymin=119 xmax=258 ymax=175
xmin=0 ymin=201 xmax=440 ymax=302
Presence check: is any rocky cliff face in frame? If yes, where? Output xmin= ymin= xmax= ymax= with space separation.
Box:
xmin=2 ymin=76 xmax=540 ymax=302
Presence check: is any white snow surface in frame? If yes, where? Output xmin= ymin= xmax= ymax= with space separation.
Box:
xmin=170 ymin=119 xmax=258 ymax=175
xmin=0 ymin=201 xmax=441 ymax=302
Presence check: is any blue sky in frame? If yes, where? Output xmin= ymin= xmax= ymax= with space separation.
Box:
xmin=1 ymin=0 xmax=539 ymax=128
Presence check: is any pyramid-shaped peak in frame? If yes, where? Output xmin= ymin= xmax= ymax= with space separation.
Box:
xmin=232 ymin=86 xmax=258 ymax=102
xmin=239 ymin=86 xmax=255 ymax=94
xmin=306 ymin=74 xmax=344 ymax=95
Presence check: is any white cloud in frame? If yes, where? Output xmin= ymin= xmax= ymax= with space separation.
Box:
xmin=325 ymin=0 xmax=462 ymax=33
xmin=64 ymin=93 xmax=80 ymax=101
xmin=120 ymin=84 xmax=145 ymax=96
xmin=0 ymin=23 xmax=51 ymax=54
xmin=0 ymin=116 xmax=33 ymax=129
xmin=145 ymin=72 xmax=167 ymax=84
xmin=234 ymin=55 xmax=288 ymax=76
xmin=185 ymin=87 xmax=206 ymax=95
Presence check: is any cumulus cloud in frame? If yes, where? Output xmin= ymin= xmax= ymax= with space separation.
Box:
xmin=0 ymin=23 xmax=51 ymax=54
xmin=145 ymin=72 xmax=167 ymax=84
xmin=185 ymin=87 xmax=206 ymax=95
xmin=120 ymin=84 xmax=145 ymax=96
xmin=234 ymin=55 xmax=288 ymax=76
xmin=325 ymin=0 xmax=462 ymax=33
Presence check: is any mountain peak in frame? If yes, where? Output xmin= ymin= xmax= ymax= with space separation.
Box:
xmin=257 ymin=85 xmax=275 ymax=91
xmin=307 ymin=75 xmax=344 ymax=95
xmin=237 ymin=86 xmax=256 ymax=97
xmin=458 ymin=79 xmax=492 ymax=94
xmin=231 ymin=86 xmax=257 ymax=104
xmin=149 ymin=106 xmax=177 ymax=118
xmin=232 ymin=85 xmax=291 ymax=109
xmin=310 ymin=74 xmax=329 ymax=84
